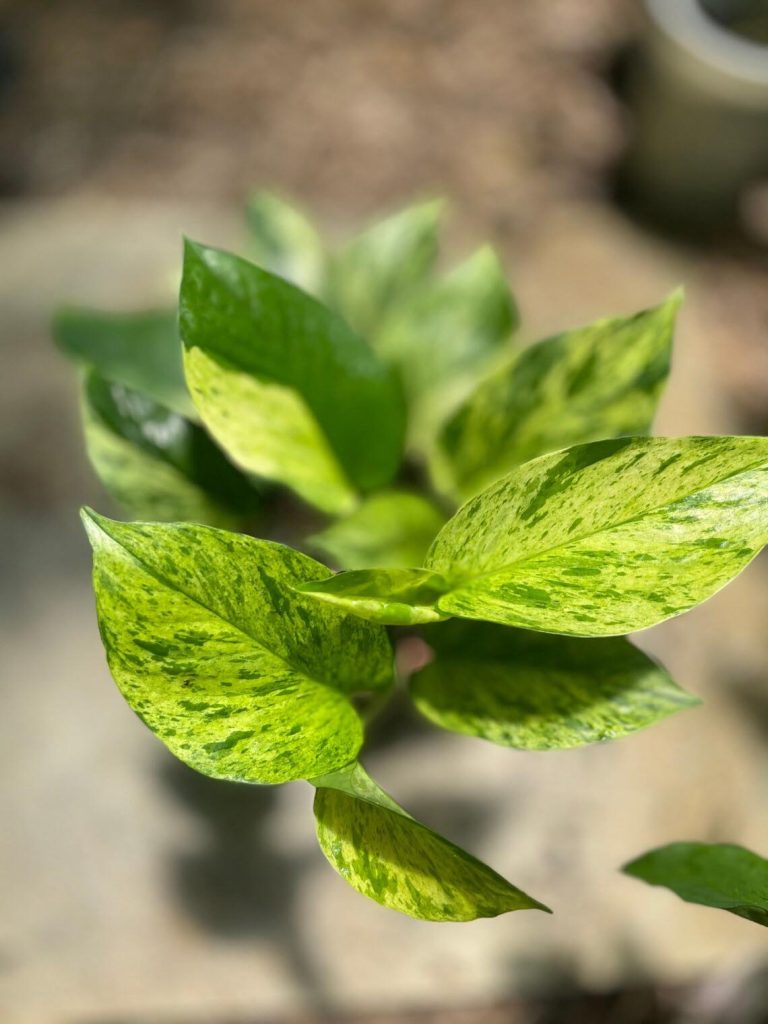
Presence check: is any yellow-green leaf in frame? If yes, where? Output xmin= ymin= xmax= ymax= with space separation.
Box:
xmin=312 ymin=762 xmax=549 ymax=921
xmin=411 ymin=622 xmax=698 ymax=749
xmin=180 ymin=240 xmax=405 ymax=513
xmin=245 ymin=190 xmax=326 ymax=293
xmin=432 ymin=294 xmax=679 ymax=500
xmin=296 ymin=568 xmax=451 ymax=625
xmin=82 ymin=511 xmax=393 ymax=784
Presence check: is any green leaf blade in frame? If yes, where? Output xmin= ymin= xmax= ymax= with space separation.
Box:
xmin=624 ymin=842 xmax=768 ymax=927
xmin=411 ymin=622 xmax=698 ymax=750
xmin=427 ymin=436 xmax=768 ymax=636
xmin=82 ymin=370 xmax=260 ymax=526
xmin=308 ymin=491 xmax=445 ymax=570
xmin=246 ymin=190 xmax=326 ymax=293
xmin=296 ymin=568 xmax=450 ymax=625
xmin=313 ymin=763 xmax=549 ymax=921
xmin=82 ymin=511 xmax=393 ymax=783
xmin=180 ymin=241 xmax=405 ymax=509
xmin=328 ymin=199 xmax=443 ymax=340
xmin=433 ymin=294 xmax=679 ymax=500
xmin=54 ymin=307 xmax=195 ymax=419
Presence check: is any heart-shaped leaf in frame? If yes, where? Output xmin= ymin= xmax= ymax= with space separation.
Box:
xmin=82 ymin=370 xmax=260 ymax=526
xmin=432 ymin=294 xmax=679 ymax=500
xmin=411 ymin=622 xmax=698 ymax=749
xmin=82 ymin=511 xmax=393 ymax=783
xmin=312 ymin=762 xmax=549 ymax=921
xmin=623 ymin=842 xmax=768 ymax=927
xmin=180 ymin=241 xmax=405 ymax=514
xmin=426 ymin=436 xmax=768 ymax=635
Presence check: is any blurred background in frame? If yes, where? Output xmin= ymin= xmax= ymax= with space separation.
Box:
xmin=2 ymin=1 xmax=768 ymax=1022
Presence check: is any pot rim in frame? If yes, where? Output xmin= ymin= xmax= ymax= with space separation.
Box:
xmin=646 ymin=0 xmax=768 ymax=85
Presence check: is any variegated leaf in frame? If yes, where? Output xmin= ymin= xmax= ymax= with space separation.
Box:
xmin=82 ymin=511 xmax=393 ymax=784
xmin=312 ymin=762 xmax=549 ymax=921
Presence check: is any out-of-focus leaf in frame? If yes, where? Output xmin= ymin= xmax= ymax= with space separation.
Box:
xmin=328 ymin=200 xmax=443 ymax=340
xmin=296 ymin=567 xmax=450 ymax=625
xmin=308 ymin=491 xmax=445 ymax=570
xmin=180 ymin=240 xmax=405 ymax=514
xmin=82 ymin=371 xmax=260 ymax=526
xmin=433 ymin=294 xmax=679 ymax=500
xmin=377 ymin=246 xmax=519 ymax=446
xmin=54 ymin=307 xmax=194 ymax=419
xmin=312 ymin=761 xmax=550 ymax=921
xmin=411 ymin=621 xmax=698 ymax=750
xmin=245 ymin=190 xmax=326 ymax=293
xmin=624 ymin=843 xmax=768 ymax=926
xmin=82 ymin=512 xmax=394 ymax=784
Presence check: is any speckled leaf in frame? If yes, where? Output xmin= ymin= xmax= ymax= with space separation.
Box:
xmin=425 ymin=436 xmax=768 ymax=635
xmin=411 ymin=621 xmax=698 ymax=749
xmin=296 ymin=568 xmax=450 ymax=625
xmin=624 ymin=843 xmax=768 ymax=926
xmin=308 ymin=491 xmax=445 ymax=570
xmin=311 ymin=762 xmax=549 ymax=921
xmin=375 ymin=246 xmax=519 ymax=447
xmin=180 ymin=240 xmax=405 ymax=512
xmin=328 ymin=200 xmax=443 ymax=340
xmin=81 ymin=370 xmax=260 ymax=526
xmin=245 ymin=190 xmax=326 ymax=293
xmin=82 ymin=511 xmax=393 ymax=784
xmin=432 ymin=294 xmax=679 ymax=500
xmin=54 ymin=307 xmax=194 ymax=418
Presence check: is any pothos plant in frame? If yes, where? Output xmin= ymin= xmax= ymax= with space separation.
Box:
xmin=55 ymin=194 xmax=768 ymax=925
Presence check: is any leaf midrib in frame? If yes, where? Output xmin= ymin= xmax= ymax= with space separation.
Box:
xmin=432 ymin=447 xmax=768 ymax=591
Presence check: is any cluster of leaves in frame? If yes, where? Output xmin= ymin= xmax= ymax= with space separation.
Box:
xmin=57 ymin=194 xmax=768 ymax=924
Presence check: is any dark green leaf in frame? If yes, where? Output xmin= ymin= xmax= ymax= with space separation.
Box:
xmin=296 ymin=568 xmax=450 ymax=625
xmin=411 ymin=621 xmax=698 ymax=749
xmin=82 ymin=370 xmax=260 ymax=526
xmin=623 ymin=842 xmax=768 ymax=926
xmin=433 ymin=294 xmax=679 ymax=500
xmin=308 ymin=491 xmax=445 ymax=570
xmin=245 ymin=190 xmax=326 ymax=293
xmin=328 ymin=200 xmax=443 ymax=340
xmin=82 ymin=511 xmax=393 ymax=784
xmin=311 ymin=762 xmax=549 ymax=921
xmin=54 ymin=307 xmax=194 ymax=418
xmin=180 ymin=240 xmax=405 ymax=514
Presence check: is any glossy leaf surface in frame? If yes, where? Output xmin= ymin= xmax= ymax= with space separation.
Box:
xmin=82 ymin=370 xmax=259 ymax=526
xmin=246 ymin=190 xmax=325 ymax=293
xmin=296 ymin=568 xmax=450 ymax=625
xmin=433 ymin=294 xmax=679 ymax=500
xmin=411 ymin=622 xmax=698 ymax=749
xmin=312 ymin=762 xmax=549 ymax=921
xmin=329 ymin=200 xmax=443 ymax=340
xmin=180 ymin=241 xmax=405 ymax=512
xmin=624 ymin=843 xmax=768 ymax=926
xmin=54 ymin=307 xmax=194 ymax=418
xmin=83 ymin=512 xmax=393 ymax=783
xmin=308 ymin=491 xmax=445 ymax=570
xmin=426 ymin=436 xmax=768 ymax=635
